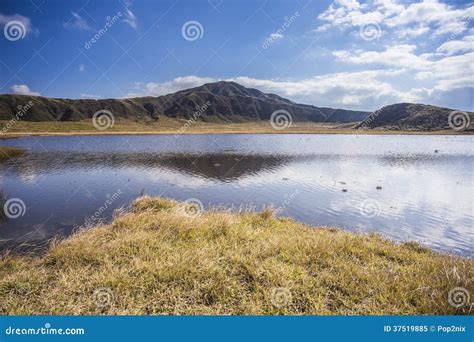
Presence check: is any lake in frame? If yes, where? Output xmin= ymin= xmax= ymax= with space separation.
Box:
xmin=0 ymin=134 xmax=472 ymax=256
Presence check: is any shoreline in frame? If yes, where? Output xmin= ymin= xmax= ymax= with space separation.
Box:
xmin=0 ymin=129 xmax=468 ymax=139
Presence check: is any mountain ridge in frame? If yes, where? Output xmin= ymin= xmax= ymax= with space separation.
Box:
xmin=0 ymin=81 xmax=369 ymax=124
xmin=0 ymin=81 xmax=471 ymax=131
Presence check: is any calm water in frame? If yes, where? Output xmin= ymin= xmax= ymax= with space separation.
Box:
xmin=0 ymin=134 xmax=472 ymax=256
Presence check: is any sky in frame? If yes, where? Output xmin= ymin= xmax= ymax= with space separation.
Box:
xmin=0 ymin=0 xmax=473 ymax=111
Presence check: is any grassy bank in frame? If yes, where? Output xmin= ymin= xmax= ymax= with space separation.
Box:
xmin=0 ymin=146 xmax=25 ymax=161
xmin=0 ymin=119 xmax=464 ymax=138
xmin=0 ymin=196 xmax=472 ymax=315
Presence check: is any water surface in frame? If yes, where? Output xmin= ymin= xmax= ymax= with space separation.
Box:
xmin=0 ymin=134 xmax=472 ymax=256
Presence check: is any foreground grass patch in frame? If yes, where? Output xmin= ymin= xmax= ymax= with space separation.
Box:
xmin=0 ymin=196 xmax=472 ymax=315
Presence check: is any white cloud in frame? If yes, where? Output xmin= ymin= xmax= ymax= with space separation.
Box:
xmin=10 ymin=84 xmax=41 ymax=96
xmin=333 ymin=44 xmax=430 ymax=69
xmin=128 ymin=73 xmax=420 ymax=110
xmin=318 ymin=0 xmax=473 ymax=39
xmin=0 ymin=13 xmax=38 ymax=37
xmin=437 ymin=35 xmax=474 ymax=55
xmin=80 ymin=93 xmax=102 ymax=99
xmin=63 ymin=12 xmax=90 ymax=30
xmin=122 ymin=9 xmax=137 ymax=29
xmin=231 ymin=72 xmax=418 ymax=108
xmin=315 ymin=24 xmax=331 ymax=32
xmin=79 ymin=64 xmax=85 ymax=72
xmin=333 ymin=44 xmax=473 ymax=94
xmin=415 ymin=52 xmax=474 ymax=91
xmin=127 ymin=76 xmax=216 ymax=97
xmin=396 ymin=26 xmax=430 ymax=39
xmin=269 ymin=32 xmax=284 ymax=40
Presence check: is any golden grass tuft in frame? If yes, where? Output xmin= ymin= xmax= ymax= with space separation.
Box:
xmin=0 ymin=196 xmax=472 ymax=315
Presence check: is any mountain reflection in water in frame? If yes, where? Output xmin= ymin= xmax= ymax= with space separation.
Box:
xmin=0 ymin=134 xmax=472 ymax=256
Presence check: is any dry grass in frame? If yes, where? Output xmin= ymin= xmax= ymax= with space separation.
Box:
xmin=0 ymin=119 xmax=465 ymax=138
xmin=0 ymin=196 xmax=472 ymax=315
xmin=0 ymin=146 xmax=25 ymax=160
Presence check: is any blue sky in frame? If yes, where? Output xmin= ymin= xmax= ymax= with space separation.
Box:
xmin=0 ymin=0 xmax=473 ymax=111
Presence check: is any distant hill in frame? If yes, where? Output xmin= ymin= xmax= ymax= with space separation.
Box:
xmin=0 ymin=82 xmax=471 ymax=131
xmin=356 ymin=103 xmax=473 ymax=131
xmin=0 ymin=81 xmax=368 ymax=124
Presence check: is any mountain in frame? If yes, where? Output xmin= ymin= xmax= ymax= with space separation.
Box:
xmin=356 ymin=103 xmax=473 ymax=131
xmin=0 ymin=81 xmax=368 ymax=124
xmin=0 ymin=82 xmax=471 ymax=131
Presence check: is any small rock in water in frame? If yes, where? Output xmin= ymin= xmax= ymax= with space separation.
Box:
xmin=282 ymin=177 xmax=289 ymax=180
xmin=339 ymin=181 xmax=346 ymax=185
xmin=342 ymin=189 xmax=348 ymax=192
xmin=434 ymin=149 xmax=439 ymax=153
xmin=376 ymin=186 xmax=382 ymax=190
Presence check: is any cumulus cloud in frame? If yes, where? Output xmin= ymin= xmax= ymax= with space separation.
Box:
xmin=333 ymin=44 xmax=473 ymax=92
xmin=415 ymin=53 xmax=474 ymax=91
xmin=0 ymin=13 xmax=38 ymax=37
xmin=333 ymin=44 xmax=429 ymax=69
xmin=10 ymin=84 xmax=41 ymax=96
xmin=128 ymin=72 xmax=420 ymax=110
xmin=317 ymin=0 xmax=473 ymax=39
xmin=63 ymin=12 xmax=91 ymax=30
xmin=127 ymin=76 xmax=216 ymax=97
xmin=437 ymin=34 xmax=474 ymax=55
xmin=231 ymin=72 xmax=418 ymax=108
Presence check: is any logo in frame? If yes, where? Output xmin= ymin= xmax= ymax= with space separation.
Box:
xmin=92 ymin=110 xmax=115 ymax=130
xmin=270 ymin=110 xmax=292 ymax=130
xmin=360 ymin=23 xmax=381 ymax=41
xmin=359 ymin=199 xmax=381 ymax=218
xmin=3 ymin=198 xmax=26 ymax=219
xmin=448 ymin=111 xmax=470 ymax=131
xmin=181 ymin=21 xmax=204 ymax=41
xmin=182 ymin=198 xmax=204 ymax=218
xmin=4 ymin=21 xmax=26 ymax=41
